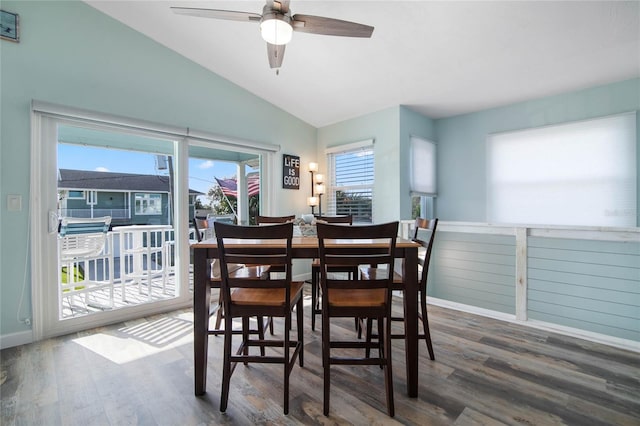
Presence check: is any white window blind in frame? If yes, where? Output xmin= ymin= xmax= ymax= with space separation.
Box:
xmin=410 ymin=136 xmax=437 ymax=196
xmin=326 ymin=140 xmax=374 ymax=223
xmin=487 ymin=113 xmax=637 ymax=227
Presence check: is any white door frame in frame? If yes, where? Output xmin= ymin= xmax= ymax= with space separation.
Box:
xmin=30 ymin=101 xmax=279 ymax=340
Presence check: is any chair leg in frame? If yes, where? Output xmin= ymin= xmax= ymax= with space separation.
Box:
xmin=311 ymin=267 xmax=318 ymax=331
xmin=322 ymin=311 xmax=330 ymax=415
xmin=220 ymin=320 xmax=233 ymax=412
xmin=420 ymin=291 xmax=435 ymax=360
xmin=297 ymin=299 xmax=304 ymax=367
xmin=284 ymin=311 xmax=291 ymax=415
xmin=365 ymin=318 xmax=373 ymax=358
xmin=377 ymin=318 xmax=384 ymax=369
xmin=257 ymin=316 xmax=266 ymax=357
xmin=214 ymin=290 xmax=224 ymax=330
xmin=242 ymin=317 xmax=250 ymax=365
xmin=383 ymin=316 xmax=395 ymax=417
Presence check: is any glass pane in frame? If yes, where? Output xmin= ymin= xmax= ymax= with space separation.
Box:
xmin=57 ymin=126 xmax=178 ymax=320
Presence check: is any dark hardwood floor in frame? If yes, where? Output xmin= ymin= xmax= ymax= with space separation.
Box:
xmin=2 ymin=290 xmax=639 ymax=425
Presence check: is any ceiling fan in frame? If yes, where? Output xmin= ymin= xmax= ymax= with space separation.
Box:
xmin=171 ymin=0 xmax=374 ymax=70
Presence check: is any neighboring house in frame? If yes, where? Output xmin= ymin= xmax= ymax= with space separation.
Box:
xmin=58 ymin=169 xmax=203 ymax=226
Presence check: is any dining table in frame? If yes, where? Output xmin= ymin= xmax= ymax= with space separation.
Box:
xmin=192 ymin=235 xmax=421 ymax=398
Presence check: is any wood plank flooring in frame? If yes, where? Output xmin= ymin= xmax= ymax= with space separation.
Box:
xmin=2 ymin=290 xmax=639 ymax=425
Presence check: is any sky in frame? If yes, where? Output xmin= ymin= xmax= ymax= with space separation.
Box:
xmin=58 ymin=144 xmax=237 ymax=202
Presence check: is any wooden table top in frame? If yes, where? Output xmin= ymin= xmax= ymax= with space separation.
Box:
xmin=194 ymin=236 xmax=419 ymax=249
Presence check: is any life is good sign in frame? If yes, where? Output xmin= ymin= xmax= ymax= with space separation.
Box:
xmin=282 ymin=154 xmax=300 ymax=189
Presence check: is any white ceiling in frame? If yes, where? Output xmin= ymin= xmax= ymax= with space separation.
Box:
xmin=86 ymin=1 xmax=640 ymax=128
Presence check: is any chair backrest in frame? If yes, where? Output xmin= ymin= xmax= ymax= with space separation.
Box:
xmin=255 ymin=215 xmax=295 ymax=224
xmin=192 ymin=216 xmax=209 ymax=242
xmin=58 ymin=216 xmax=112 ymax=259
xmin=317 ymin=221 xmax=398 ymax=301
xmin=59 ymin=216 xmax=111 ymax=237
xmin=315 ymin=215 xmax=353 ymax=225
xmin=214 ymin=222 xmax=294 ymax=311
xmin=412 ymin=218 xmax=438 ymax=289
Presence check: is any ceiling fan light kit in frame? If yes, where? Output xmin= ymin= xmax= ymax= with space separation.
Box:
xmin=171 ymin=0 xmax=373 ymax=70
xmin=260 ymin=11 xmax=293 ymax=45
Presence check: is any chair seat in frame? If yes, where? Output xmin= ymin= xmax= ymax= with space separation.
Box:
xmin=327 ymin=288 xmax=386 ymax=307
xmin=231 ymin=281 xmax=304 ymax=307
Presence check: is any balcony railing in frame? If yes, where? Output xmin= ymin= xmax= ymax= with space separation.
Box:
xmin=58 ymin=224 xmax=176 ymax=319
xmin=60 ymin=208 xmax=130 ymax=219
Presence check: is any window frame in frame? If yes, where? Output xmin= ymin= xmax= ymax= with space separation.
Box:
xmin=326 ymin=139 xmax=375 ymax=224
xmin=134 ymin=192 xmax=163 ymax=216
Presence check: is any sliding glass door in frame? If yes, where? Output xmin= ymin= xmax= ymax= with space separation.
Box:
xmin=31 ymin=105 xmax=276 ymax=340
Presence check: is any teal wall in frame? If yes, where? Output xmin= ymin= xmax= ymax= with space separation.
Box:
xmin=0 ymin=1 xmax=316 ymax=338
xmin=434 ymin=78 xmax=640 ymax=223
xmin=317 ymin=106 xmax=400 ymax=223
xmin=2 ymin=1 xmax=638 ymax=345
xmin=316 ymin=105 xmax=436 ymax=223
xmin=399 ymin=106 xmax=437 ymax=219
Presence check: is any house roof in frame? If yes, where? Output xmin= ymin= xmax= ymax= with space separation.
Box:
xmin=58 ymin=169 xmax=204 ymax=195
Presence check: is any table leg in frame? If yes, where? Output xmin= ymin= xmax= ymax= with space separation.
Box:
xmin=194 ymin=247 xmax=210 ymax=395
xmin=403 ymin=246 xmax=419 ymax=397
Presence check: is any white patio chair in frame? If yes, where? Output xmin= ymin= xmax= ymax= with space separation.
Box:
xmin=58 ymin=216 xmax=113 ymax=314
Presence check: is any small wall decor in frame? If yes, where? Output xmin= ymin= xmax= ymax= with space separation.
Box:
xmin=282 ymin=154 xmax=300 ymax=189
xmin=0 ymin=10 xmax=19 ymax=42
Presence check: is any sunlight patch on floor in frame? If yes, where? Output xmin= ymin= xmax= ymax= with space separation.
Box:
xmin=72 ymin=313 xmax=192 ymax=364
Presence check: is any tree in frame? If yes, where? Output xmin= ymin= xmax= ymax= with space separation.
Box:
xmin=208 ymin=185 xmax=236 ymax=215
xmin=194 ymin=198 xmax=206 ymax=210
xmin=206 ymin=184 xmax=260 ymax=224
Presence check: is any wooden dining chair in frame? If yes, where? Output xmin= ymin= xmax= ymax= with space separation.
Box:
xmin=214 ymin=221 xmax=304 ymax=414
xmin=192 ymin=217 xmax=270 ymax=334
xmin=192 ymin=216 xmax=211 ymax=242
xmin=310 ymin=215 xmax=354 ymax=331
xmin=361 ymin=217 xmax=438 ymax=360
xmin=317 ymin=221 xmax=398 ymax=417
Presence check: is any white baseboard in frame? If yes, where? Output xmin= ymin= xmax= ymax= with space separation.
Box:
xmin=428 ymin=297 xmax=640 ymax=353
xmin=0 ymin=330 xmax=34 ymax=350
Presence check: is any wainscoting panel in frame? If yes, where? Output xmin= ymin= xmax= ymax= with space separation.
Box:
xmin=527 ymin=237 xmax=640 ymax=342
xmin=429 ymin=232 xmax=516 ymax=315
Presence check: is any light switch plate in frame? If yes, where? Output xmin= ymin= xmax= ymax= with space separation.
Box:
xmin=7 ymin=194 xmax=22 ymax=211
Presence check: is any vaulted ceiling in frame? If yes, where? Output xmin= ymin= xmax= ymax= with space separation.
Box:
xmin=86 ymin=1 xmax=640 ymax=127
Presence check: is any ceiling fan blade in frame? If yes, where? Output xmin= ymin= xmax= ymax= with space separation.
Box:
xmin=291 ymin=14 xmax=374 ymax=38
xmin=267 ymin=43 xmax=286 ymax=69
xmin=170 ymin=7 xmax=261 ymax=22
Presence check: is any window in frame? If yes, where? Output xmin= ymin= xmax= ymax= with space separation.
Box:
xmin=86 ymin=190 xmax=97 ymax=205
xmin=410 ymin=136 xmax=437 ymax=219
xmin=135 ymin=193 xmax=163 ymax=215
xmin=67 ymin=190 xmax=84 ymax=199
xmin=487 ymin=113 xmax=636 ymax=227
xmin=326 ymin=140 xmax=374 ymax=223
